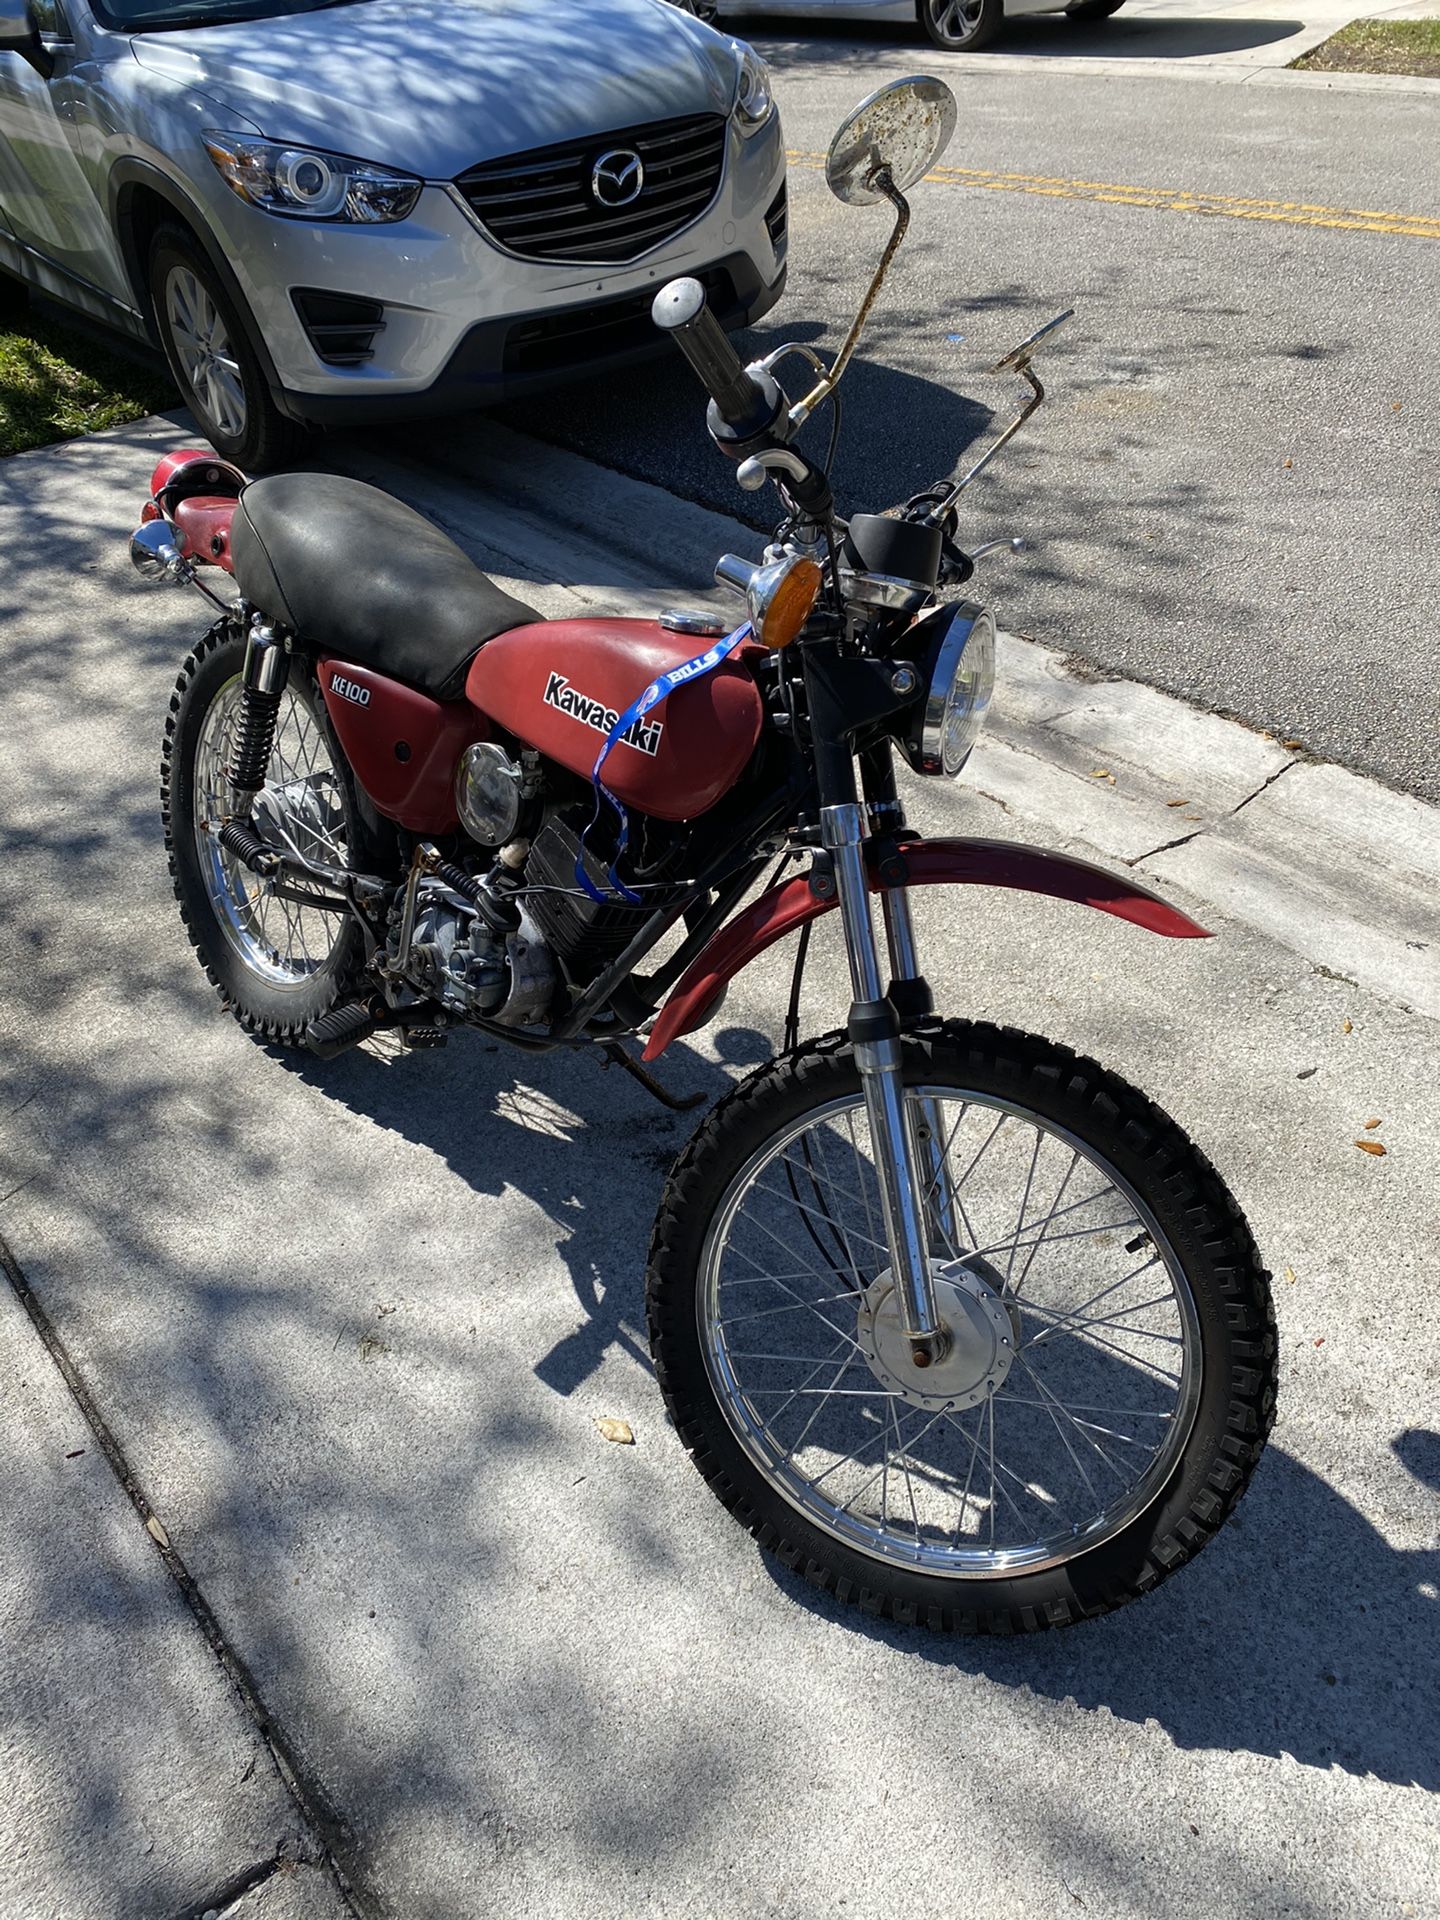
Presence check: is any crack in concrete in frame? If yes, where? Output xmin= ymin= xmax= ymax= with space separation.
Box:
xmin=173 ymin=1852 xmax=290 ymax=1920
xmin=1129 ymin=758 xmax=1299 ymax=868
xmin=0 ymin=1231 xmax=372 ymax=1920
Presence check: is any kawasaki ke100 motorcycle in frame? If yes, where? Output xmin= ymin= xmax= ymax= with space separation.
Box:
xmin=132 ymin=78 xmax=1275 ymax=1633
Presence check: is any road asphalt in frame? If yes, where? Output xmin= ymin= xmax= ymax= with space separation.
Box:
xmin=487 ymin=12 xmax=1440 ymax=800
xmin=1 ymin=412 xmax=1436 ymax=1919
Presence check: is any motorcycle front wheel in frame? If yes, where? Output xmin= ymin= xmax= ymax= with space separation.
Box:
xmin=647 ymin=1021 xmax=1275 ymax=1633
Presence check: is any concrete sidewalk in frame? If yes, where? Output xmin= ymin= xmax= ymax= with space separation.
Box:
xmin=1 ymin=416 xmax=1437 ymax=1918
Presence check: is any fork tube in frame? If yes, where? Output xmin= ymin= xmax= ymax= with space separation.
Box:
xmin=878 ymin=875 xmax=956 ymax=1257
xmin=821 ymin=801 xmax=942 ymax=1352
xmin=860 ymin=750 xmax=957 ymax=1257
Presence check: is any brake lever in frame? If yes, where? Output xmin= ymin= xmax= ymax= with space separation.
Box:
xmin=735 ymin=447 xmax=814 ymax=492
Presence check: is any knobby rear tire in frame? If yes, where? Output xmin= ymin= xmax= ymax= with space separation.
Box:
xmin=647 ymin=1020 xmax=1276 ymax=1634
xmin=161 ymin=620 xmax=370 ymax=1046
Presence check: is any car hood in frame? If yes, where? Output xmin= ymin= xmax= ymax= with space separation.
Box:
xmin=130 ymin=0 xmax=739 ymax=178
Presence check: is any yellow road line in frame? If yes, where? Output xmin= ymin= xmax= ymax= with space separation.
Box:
xmin=786 ymin=150 xmax=1440 ymax=241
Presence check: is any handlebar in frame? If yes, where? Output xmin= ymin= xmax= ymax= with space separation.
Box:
xmin=651 ymin=278 xmax=782 ymax=441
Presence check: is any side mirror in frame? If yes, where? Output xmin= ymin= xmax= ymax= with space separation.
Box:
xmin=0 ymin=0 xmax=54 ymax=75
xmin=825 ymin=76 xmax=958 ymax=207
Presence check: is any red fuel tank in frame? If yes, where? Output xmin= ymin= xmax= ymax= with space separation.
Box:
xmin=466 ymin=619 xmax=764 ymax=823
xmin=317 ymin=657 xmax=487 ymax=833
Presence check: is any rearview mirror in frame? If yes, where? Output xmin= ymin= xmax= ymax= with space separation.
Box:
xmin=825 ymin=76 xmax=957 ymax=207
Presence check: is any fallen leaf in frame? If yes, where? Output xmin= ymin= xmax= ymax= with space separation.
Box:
xmin=1341 ymin=1018 xmax=1353 ymax=1034
xmin=1188 ymin=1824 xmax=1200 ymax=1837
xmin=1282 ymin=457 xmax=1294 ymax=469
xmin=1392 ymin=401 xmax=1403 ymax=413
xmin=596 ymin=1417 xmax=635 ymax=1445
xmin=1282 ymin=738 xmax=1304 ymax=751
xmin=1166 ymin=798 xmax=1190 ymax=808
xmin=1313 ymin=1336 xmax=1325 ymax=1347
xmin=1296 ymin=1066 xmax=1317 ymax=1080
xmin=1284 ymin=1267 xmax=1297 ymax=1285
xmin=1362 ymin=1116 xmax=1381 ymax=1130
xmin=1354 ymin=1139 xmax=1387 ymax=1157
xmin=146 ymin=1515 xmax=171 ymax=1550
xmin=1089 ymin=767 xmax=1114 ymax=781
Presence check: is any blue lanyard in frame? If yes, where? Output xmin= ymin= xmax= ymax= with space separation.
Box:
xmin=576 ymin=620 xmax=754 ymax=905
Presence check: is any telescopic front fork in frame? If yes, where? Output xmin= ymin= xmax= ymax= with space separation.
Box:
xmin=821 ymin=801 xmax=948 ymax=1365
xmin=877 ymin=877 xmax=959 ymax=1259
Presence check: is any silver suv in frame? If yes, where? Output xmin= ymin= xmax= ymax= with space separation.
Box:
xmin=0 ymin=0 xmax=787 ymax=467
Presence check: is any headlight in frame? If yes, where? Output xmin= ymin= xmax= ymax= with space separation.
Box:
xmin=733 ymin=44 xmax=775 ymax=132
xmin=907 ymin=603 xmax=995 ymax=777
xmin=203 ymin=135 xmax=422 ymax=224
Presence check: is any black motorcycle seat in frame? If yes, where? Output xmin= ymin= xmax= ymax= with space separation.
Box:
xmin=230 ymin=473 xmax=540 ymax=702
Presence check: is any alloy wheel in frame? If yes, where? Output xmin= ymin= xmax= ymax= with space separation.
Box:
xmin=923 ymin=0 xmax=991 ymax=47
xmin=164 ymin=265 xmax=248 ymax=442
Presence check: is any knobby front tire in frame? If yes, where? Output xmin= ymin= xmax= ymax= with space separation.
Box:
xmin=647 ymin=1021 xmax=1276 ymax=1634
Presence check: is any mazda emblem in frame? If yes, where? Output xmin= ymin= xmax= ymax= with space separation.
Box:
xmin=591 ymin=149 xmax=645 ymax=209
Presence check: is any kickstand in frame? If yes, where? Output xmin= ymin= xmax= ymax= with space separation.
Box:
xmin=598 ymin=1041 xmax=707 ymax=1113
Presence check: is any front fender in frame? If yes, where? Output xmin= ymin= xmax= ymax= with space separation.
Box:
xmin=642 ymin=836 xmax=1209 ymax=1060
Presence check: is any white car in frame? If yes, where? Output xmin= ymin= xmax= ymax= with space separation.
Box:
xmin=675 ymin=0 xmax=1126 ymax=55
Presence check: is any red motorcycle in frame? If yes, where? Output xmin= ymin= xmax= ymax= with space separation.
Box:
xmin=133 ymin=79 xmax=1275 ymax=1633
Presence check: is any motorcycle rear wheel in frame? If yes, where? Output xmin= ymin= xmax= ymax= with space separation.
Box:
xmin=162 ymin=621 xmax=371 ymax=1043
xmin=647 ymin=1021 xmax=1275 ymax=1633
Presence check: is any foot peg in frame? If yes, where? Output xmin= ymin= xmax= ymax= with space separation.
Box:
xmin=306 ymin=1000 xmax=375 ymax=1059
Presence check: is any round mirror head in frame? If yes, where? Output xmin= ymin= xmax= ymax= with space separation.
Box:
xmin=825 ymin=76 xmax=958 ymax=207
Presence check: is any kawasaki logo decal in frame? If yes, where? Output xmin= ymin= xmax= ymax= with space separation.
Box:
xmin=543 ymin=671 xmax=663 ymax=757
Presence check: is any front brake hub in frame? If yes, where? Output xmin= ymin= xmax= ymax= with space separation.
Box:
xmin=857 ymin=1256 xmax=1015 ymax=1411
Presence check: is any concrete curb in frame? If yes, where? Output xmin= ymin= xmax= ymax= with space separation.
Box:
xmin=102 ymin=412 xmax=1440 ymax=1022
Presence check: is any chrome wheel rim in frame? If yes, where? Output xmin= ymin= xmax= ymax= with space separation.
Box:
xmin=193 ymin=676 xmax=350 ymax=988
xmin=165 ymin=266 xmax=247 ymax=441
xmin=926 ymin=0 xmax=986 ymax=44
xmin=698 ymin=1089 xmax=1203 ymax=1578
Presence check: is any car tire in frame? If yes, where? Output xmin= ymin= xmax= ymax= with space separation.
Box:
xmin=148 ymin=224 xmax=310 ymax=472
xmin=918 ymin=0 xmax=1005 ymax=51
xmin=0 ymin=270 xmax=28 ymax=318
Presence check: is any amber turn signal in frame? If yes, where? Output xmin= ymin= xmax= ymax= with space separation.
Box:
xmin=745 ymin=554 xmax=823 ymax=650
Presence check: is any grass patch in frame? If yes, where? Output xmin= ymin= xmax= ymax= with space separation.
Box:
xmin=0 ymin=290 xmax=175 ymax=457
xmin=1293 ymin=17 xmax=1440 ymax=77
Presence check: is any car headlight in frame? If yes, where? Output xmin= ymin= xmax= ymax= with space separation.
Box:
xmin=733 ymin=44 xmax=775 ymax=133
xmin=203 ymin=135 xmax=422 ymax=224
xmin=906 ymin=602 xmax=995 ymax=777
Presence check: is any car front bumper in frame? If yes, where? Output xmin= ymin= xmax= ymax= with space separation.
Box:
xmin=203 ymin=113 xmax=788 ymax=420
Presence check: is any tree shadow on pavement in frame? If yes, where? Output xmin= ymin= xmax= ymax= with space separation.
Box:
xmin=767 ymin=1422 xmax=1440 ymax=1790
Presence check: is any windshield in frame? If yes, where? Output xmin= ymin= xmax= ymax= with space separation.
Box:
xmin=90 ymin=0 xmax=372 ymax=32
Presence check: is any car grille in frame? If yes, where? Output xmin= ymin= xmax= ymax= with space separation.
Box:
xmin=503 ymin=267 xmax=734 ymax=378
xmin=457 ymin=113 xmax=728 ymax=266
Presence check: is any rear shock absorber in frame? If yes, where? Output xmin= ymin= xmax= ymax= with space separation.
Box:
xmin=226 ymin=619 xmax=290 ymax=801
